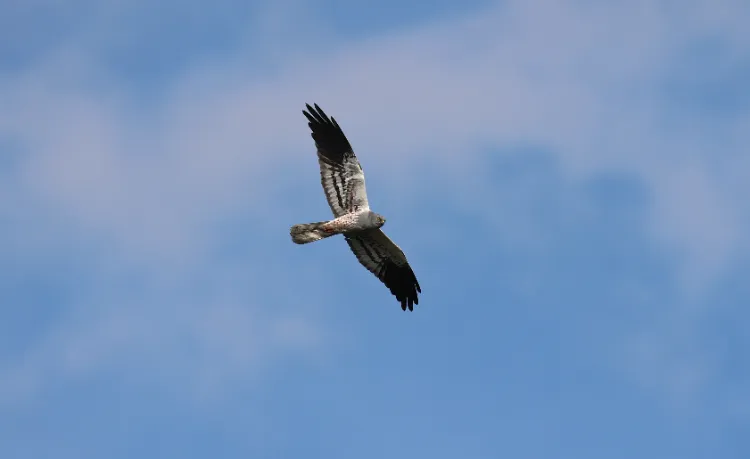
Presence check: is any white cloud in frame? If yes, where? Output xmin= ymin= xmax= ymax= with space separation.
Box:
xmin=4 ymin=0 xmax=748 ymax=271
xmin=0 ymin=282 xmax=326 ymax=405
xmin=1 ymin=0 xmax=748 ymax=403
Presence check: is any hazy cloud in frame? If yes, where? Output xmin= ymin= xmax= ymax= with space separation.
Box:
xmin=1 ymin=0 xmax=748 ymax=406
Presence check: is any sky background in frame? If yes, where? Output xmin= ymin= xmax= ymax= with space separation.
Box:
xmin=1 ymin=0 xmax=749 ymax=457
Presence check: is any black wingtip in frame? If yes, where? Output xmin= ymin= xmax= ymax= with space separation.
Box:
xmin=302 ymin=102 xmax=353 ymax=163
xmin=303 ymin=103 xmax=329 ymax=122
xmin=302 ymin=103 xmax=318 ymax=123
xmin=382 ymin=262 xmax=420 ymax=312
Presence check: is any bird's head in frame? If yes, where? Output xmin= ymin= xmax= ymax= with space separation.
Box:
xmin=373 ymin=213 xmax=386 ymax=227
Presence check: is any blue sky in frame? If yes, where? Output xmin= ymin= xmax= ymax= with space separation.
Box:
xmin=1 ymin=0 xmax=749 ymax=457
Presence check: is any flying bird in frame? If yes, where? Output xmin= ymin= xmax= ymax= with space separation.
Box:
xmin=290 ymin=103 xmax=421 ymax=311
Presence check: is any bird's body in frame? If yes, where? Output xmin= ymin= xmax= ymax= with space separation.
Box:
xmin=290 ymin=210 xmax=384 ymax=244
xmin=290 ymin=103 xmax=422 ymax=311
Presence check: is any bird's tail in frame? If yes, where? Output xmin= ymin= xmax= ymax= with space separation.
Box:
xmin=290 ymin=221 xmax=336 ymax=244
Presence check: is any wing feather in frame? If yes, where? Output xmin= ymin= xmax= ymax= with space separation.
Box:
xmin=303 ymin=103 xmax=369 ymax=216
xmin=345 ymin=229 xmax=421 ymax=311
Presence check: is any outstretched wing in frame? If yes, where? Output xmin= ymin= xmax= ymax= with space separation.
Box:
xmin=345 ymin=229 xmax=421 ymax=311
xmin=303 ymin=103 xmax=369 ymax=217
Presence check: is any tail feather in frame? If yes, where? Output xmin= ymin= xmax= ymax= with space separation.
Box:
xmin=290 ymin=221 xmax=335 ymax=244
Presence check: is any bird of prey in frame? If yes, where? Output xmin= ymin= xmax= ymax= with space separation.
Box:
xmin=290 ymin=103 xmax=422 ymax=311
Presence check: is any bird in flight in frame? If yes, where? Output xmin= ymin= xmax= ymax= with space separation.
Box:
xmin=290 ymin=103 xmax=422 ymax=311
